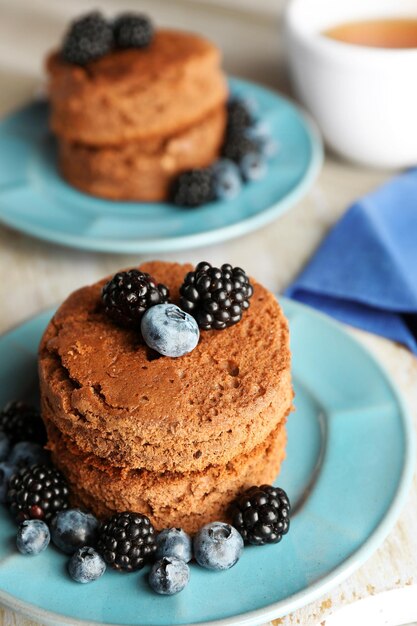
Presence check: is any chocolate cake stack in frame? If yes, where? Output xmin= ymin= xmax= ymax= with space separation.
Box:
xmin=38 ymin=262 xmax=293 ymax=533
xmin=46 ymin=29 xmax=228 ymax=201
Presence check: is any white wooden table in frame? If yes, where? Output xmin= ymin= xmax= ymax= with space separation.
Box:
xmin=0 ymin=1 xmax=416 ymax=625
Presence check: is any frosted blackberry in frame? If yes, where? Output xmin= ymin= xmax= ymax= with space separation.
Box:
xmin=0 ymin=401 xmax=46 ymax=446
xmin=170 ymin=168 xmax=214 ymax=208
xmin=114 ymin=13 xmax=154 ymax=48
xmin=62 ymin=12 xmax=113 ymax=66
xmin=97 ymin=512 xmax=156 ymax=572
xmin=230 ymin=485 xmax=290 ymax=546
xmin=102 ymin=269 xmax=169 ymax=328
xmin=179 ymin=262 xmax=254 ymax=330
xmin=7 ymin=464 xmax=69 ymax=523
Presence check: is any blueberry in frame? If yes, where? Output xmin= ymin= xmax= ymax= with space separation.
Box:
xmin=68 ymin=546 xmax=106 ymax=583
xmin=149 ymin=557 xmax=190 ymax=595
xmin=239 ymin=152 xmax=267 ymax=182
xmin=0 ymin=462 xmax=16 ymax=504
xmin=0 ymin=433 xmax=10 ymax=462
xmin=9 ymin=441 xmax=49 ymax=468
xmin=212 ymin=159 xmax=242 ymax=201
xmin=16 ymin=519 xmax=50 ymax=555
xmin=51 ymin=509 xmax=99 ymax=555
xmin=245 ymin=124 xmax=278 ymax=158
xmin=193 ymin=522 xmax=243 ymax=571
xmin=245 ymin=120 xmax=269 ymax=138
xmin=156 ymin=528 xmax=193 ymax=563
xmin=257 ymin=136 xmax=279 ymax=158
xmin=141 ymin=304 xmax=200 ymax=358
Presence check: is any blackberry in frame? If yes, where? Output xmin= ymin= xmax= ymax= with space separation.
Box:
xmin=226 ymin=99 xmax=253 ymax=135
xmin=221 ymin=133 xmax=260 ymax=163
xmin=7 ymin=464 xmax=69 ymax=523
xmin=114 ymin=13 xmax=154 ymax=49
xmin=97 ymin=511 xmax=156 ymax=572
xmin=0 ymin=401 xmax=47 ymax=446
xmin=170 ymin=168 xmax=214 ymax=208
xmin=102 ymin=269 xmax=169 ymax=328
xmin=62 ymin=12 xmax=113 ymax=66
xmin=230 ymin=484 xmax=290 ymax=546
xmin=179 ymin=262 xmax=254 ymax=331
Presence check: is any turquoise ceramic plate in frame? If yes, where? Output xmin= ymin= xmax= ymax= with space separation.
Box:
xmin=0 ymin=79 xmax=322 ymax=253
xmin=0 ymin=299 xmax=413 ymax=626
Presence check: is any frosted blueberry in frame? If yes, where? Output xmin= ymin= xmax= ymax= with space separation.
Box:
xmin=51 ymin=509 xmax=99 ymax=555
xmin=149 ymin=557 xmax=190 ymax=595
xmin=245 ymin=120 xmax=270 ymax=141
xmin=16 ymin=519 xmax=50 ymax=555
xmin=212 ymin=159 xmax=242 ymax=201
xmin=194 ymin=522 xmax=243 ymax=570
xmin=239 ymin=152 xmax=267 ymax=181
xmin=9 ymin=441 xmax=49 ymax=467
xmin=238 ymin=95 xmax=258 ymax=116
xmin=68 ymin=547 xmax=106 ymax=583
xmin=141 ymin=304 xmax=199 ymax=358
xmin=0 ymin=433 xmax=10 ymax=462
xmin=0 ymin=462 xmax=15 ymax=504
xmin=256 ymin=135 xmax=279 ymax=158
xmin=156 ymin=528 xmax=193 ymax=563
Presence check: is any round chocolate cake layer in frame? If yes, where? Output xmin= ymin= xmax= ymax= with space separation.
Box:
xmin=46 ymin=416 xmax=287 ymax=534
xmin=47 ymin=29 xmax=228 ymax=146
xmin=58 ymin=106 xmax=226 ymax=201
xmin=39 ymin=262 xmax=293 ymax=473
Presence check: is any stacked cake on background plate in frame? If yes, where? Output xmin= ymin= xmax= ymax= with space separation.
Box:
xmin=46 ymin=20 xmax=228 ymax=201
xmin=38 ymin=261 xmax=293 ymax=533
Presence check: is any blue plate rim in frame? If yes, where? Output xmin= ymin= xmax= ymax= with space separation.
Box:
xmin=0 ymin=298 xmax=413 ymax=626
xmin=0 ymin=79 xmax=323 ymax=254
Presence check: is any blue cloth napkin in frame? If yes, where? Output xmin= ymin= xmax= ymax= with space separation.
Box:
xmin=285 ymin=168 xmax=417 ymax=355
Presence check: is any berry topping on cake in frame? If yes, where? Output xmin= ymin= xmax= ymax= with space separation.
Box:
xmin=230 ymin=484 xmax=290 ymax=545
xmin=179 ymin=262 xmax=254 ymax=330
xmin=193 ymin=522 xmax=243 ymax=570
xmin=97 ymin=512 xmax=156 ymax=572
xmin=102 ymin=269 xmax=170 ymax=328
xmin=0 ymin=401 xmax=47 ymax=446
xmin=61 ymin=12 xmax=114 ymax=66
xmin=68 ymin=547 xmax=107 ymax=584
xmin=113 ymin=13 xmax=154 ymax=49
xmin=7 ymin=464 xmax=69 ymax=523
xmin=141 ymin=304 xmax=200 ymax=357
xmin=149 ymin=557 xmax=190 ymax=595
xmin=16 ymin=520 xmax=50 ymax=556
xmin=170 ymin=168 xmax=214 ymax=207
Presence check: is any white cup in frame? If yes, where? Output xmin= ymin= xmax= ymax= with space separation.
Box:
xmin=284 ymin=0 xmax=417 ymax=168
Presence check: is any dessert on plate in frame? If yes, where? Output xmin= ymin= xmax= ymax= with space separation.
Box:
xmin=45 ymin=12 xmax=277 ymax=206
xmin=46 ymin=13 xmax=228 ymax=201
xmin=38 ymin=261 xmax=293 ymax=533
